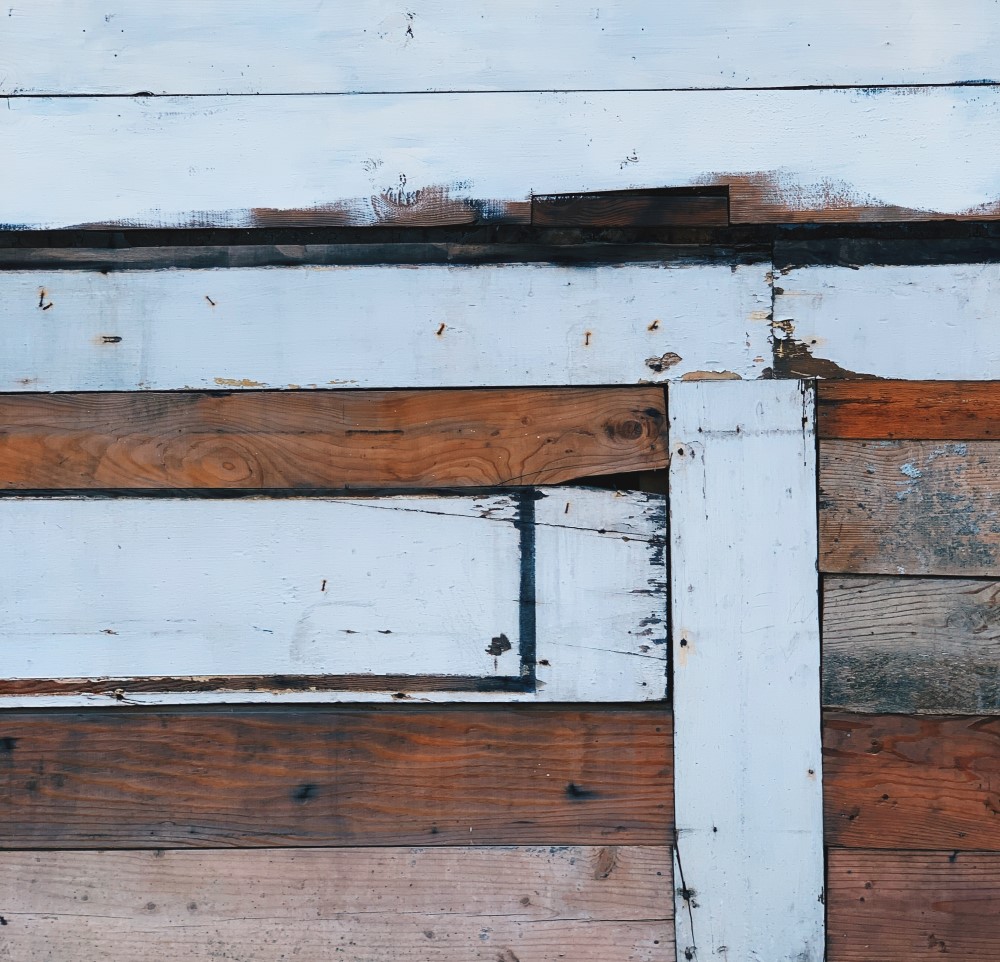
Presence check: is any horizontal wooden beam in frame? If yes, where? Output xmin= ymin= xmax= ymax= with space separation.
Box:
xmin=0 ymin=387 xmax=667 ymax=490
xmin=824 ymin=576 xmax=1000 ymax=713
xmin=824 ymin=712 xmax=1000 ymax=851
xmin=0 ymin=707 xmax=672 ymax=848
xmin=820 ymin=439 xmax=1000 ymax=576
xmin=818 ymin=382 xmax=1000 ymax=440
xmin=828 ymin=849 xmax=1000 ymax=961
xmin=531 ymin=191 xmax=728 ymax=228
xmin=3 ymin=88 xmax=999 ymax=228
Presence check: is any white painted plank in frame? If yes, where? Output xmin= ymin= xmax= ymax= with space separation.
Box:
xmin=775 ymin=262 xmax=1000 ymax=379
xmin=0 ymin=488 xmax=666 ymax=706
xmin=669 ymin=381 xmax=824 ymax=961
xmin=3 ymin=87 xmax=1000 ymax=228
xmin=3 ymin=2 xmax=998 ymax=94
xmin=0 ymin=263 xmax=770 ymax=391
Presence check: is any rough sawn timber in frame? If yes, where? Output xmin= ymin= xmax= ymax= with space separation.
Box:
xmin=0 ymin=707 xmax=672 ymax=848
xmin=0 ymin=262 xmax=770 ymax=391
xmin=3 ymin=87 xmax=1000 ymax=227
xmin=669 ymin=380 xmax=824 ymax=961
xmin=823 ymin=576 xmax=1000 ymax=713
xmin=0 ymin=387 xmax=668 ymax=490
xmin=820 ymin=439 xmax=1000 ymax=576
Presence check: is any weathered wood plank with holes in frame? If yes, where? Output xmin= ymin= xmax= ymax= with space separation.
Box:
xmin=774 ymin=264 xmax=1000 ymax=378
xmin=0 ymin=262 xmax=770 ymax=390
xmin=818 ymin=381 xmax=1000 ymax=440
xmin=3 ymin=88 xmax=1000 ymax=228
xmin=823 ymin=576 xmax=1000 ymax=713
xmin=4 ymin=1 xmax=998 ymax=94
xmin=0 ymin=846 xmax=675 ymax=962
xmin=0 ymin=707 xmax=672 ymax=848
xmin=824 ymin=712 xmax=1000 ymax=851
xmin=820 ymin=440 xmax=1000 ymax=576
xmin=0 ymin=387 xmax=668 ymax=490
xmin=669 ymin=380 xmax=824 ymax=962
xmin=0 ymin=489 xmax=666 ymax=705
xmin=828 ymin=850 xmax=1000 ymax=961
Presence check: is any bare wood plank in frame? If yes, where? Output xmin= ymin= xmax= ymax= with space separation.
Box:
xmin=818 ymin=382 xmax=1000 ymax=440
xmin=3 ymin=89 xmax=1000 ymax=229
xmin=0 ymin=707 xmax=672 ymax=848
xmin=0 ymin=262 xmax=770 ymax=391
xmin=0 ymin=847 xmax=673 ymax=962
xmin=828 ymin=850 xmax=1000 ymax=962
xmin=824 ymin=712 xmax=1000 ymax=850
xmin=669 ymin=381 xmax=824 ymax=961
xmin=824 ymin=576 xmax=1000 ymax=713
xmin=532 ymin=192 xmax=728 ymax=227
xmin=775 ymin=264 xmax=1000 ymax=379
xmin=819 ymin=439 xmax=1000 ymax=576
xmin=0 ymin=387 xmax=667 ymax=490
xmin=5 ymin=2 xmax=998 ymax=94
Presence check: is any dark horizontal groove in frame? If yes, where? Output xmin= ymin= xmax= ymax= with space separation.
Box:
xmin=778 ymin=236 xmax=1000 ymax=268
xmin=824 ymin=571 xmax=1000 ymax=584
xmin=3 ymin=80 xmax=997 ymax=97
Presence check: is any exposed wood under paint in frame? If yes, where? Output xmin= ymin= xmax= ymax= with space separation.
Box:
xmin=0 ymin=387 xmax=668 ymax=490
xmin=824 ymin=575 xmax=1000 ymax=713
xmin=0 ymin=707 xmax=672 ymax=848
xmin=818 ymin=381 xmax=1000 ymax=439
xmin=531 ymin=191 xmax=729 ymax=228
xmin=3 ymin=88 xmax=1000 ymax=228
xmin=0 ymin=262 xmax=770 ymax=391
xmin=820 ymin=439 xmax=1000 ymax=576
xmin=828 ymin=849 xmax=1000 ymax=962
xmin=5 ymin=1 xmax=998 ymax=94
xmin=669 ymin=381 xmax=824 ymax=962
xmin=824 ymin=712 xmax=1000 ymax=851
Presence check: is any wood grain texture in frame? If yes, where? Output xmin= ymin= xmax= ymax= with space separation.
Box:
xmin=824 ymin=576 xmax=1000 ymax=713
xmin=531 ymin=192 xmax=728 ymax=227
xmin=0 ymin=490 xmax=667 ymax=706
xmin=4 ymin=2 xmax=997 ymax=94
xmin=669 ymin=381 xmax=824 ymax=961
xmin=0 ymin=707 xmax=672 ymax=848
xmin=818 ymin=381 xmax=1000 ymax=439
xmin=3 ymin=88 xmax=1000 ymax=228
xmin=820 ymin=439 xmax=1000 ymax=576
xmin=824 ymin=713 xmax=1000 ymax=850
xmin=0 ymin=387 xmax=668 ymax=490
xmin=775 ymin=264 xmax=1000 ymax=379
xmin=0 ymin=262 xmax=770 ymax=391
xmin=828 ymin=850 xmax=1000 ymax=962
xmin=0 ymin=846 xmax=674 ymax=962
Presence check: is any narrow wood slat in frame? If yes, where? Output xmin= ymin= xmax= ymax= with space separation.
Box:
xmin=828 ymin=850 xmax=1000 ymax=962
xmin=818 ymin=381 xmax=1000 ymax=440
xmin=0 ymin=387 xmax=667 ymax=489
xmin=824 ymin=712 xmax=1000 ymax=850
xmin=819 ymin=439 xmax=1000 ymax=576
xmin=531 ymin=192 xmax=728 ymax=227
xmin=0 ymin=707 xmax=671 ymax=848
xmin=823 ymin=575 xmax=1000 ymax=713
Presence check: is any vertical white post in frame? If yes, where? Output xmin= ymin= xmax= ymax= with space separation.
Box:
xmin=670 ymin=380 xmax=824 ymax=962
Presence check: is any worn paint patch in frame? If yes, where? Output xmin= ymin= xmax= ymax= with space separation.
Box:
xmin=213 ymin=377 xmax=267 ymax=388
xmin=679 ymin=371 xmax=741 ymax=381
xmin=770 ymin=317 xmax=876 ymax=379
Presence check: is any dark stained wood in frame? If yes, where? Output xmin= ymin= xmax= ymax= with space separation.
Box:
xmin=819 ymin=439 xmax=1000 ymax=576
xmin=532 ymin=190 xmax=728 ymax=227
xmin=0 ymin=387 xmax=668 ymax=489
xmin=818 ymin=381 xmax=1000 ymax=440
xmin=828 ymin=850 xmax=1000 ymax=962
xmin=823 ymin=575 xmax=1000 ymax=713
xmin=0 ymin=707 xmax=672 ymax=848
xmin=824 ymin=712 xmax=1000 ymax=850
xmin=0 ymin=846 xmax=674 ymax=962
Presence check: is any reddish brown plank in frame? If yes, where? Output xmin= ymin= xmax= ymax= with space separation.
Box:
xmin=531 ymin=190 xmax=728 ymax=227
xmin=818 ymin=381 xmax=1000 ymax=440
xmin=824 ymin=712 xmax=1000 ymax=850
xmin=828 ymin=850 xmax=1000 ymax=962
xmin=0 ymin=387 xmax=667 ymax=489
xmin=0 ymin=707 xmax=672 ymax=849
